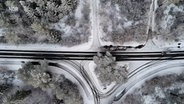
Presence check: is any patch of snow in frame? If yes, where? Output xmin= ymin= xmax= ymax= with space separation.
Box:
xmin=62 ymin=25 xmax=72 ymax=36
xmin=13 ymin=77 xmax=24 ymax=86
xmin=0 ymin=42 xmax=92 ymax=51
xmin=115 ymin=4 xmax=120 ymax=12
xmin=155 ymin=87 xmax=165 ymax=98
xmin=160 ymin=4 xmax=184 ymax=30
xmin=143 ymin=95 xmax=158 ymax=104
xmin=161 ymin=15 xmax=175 ymax=30
xmin=0 ymin=28 xmax=4 ymax=36
xmin=9 ymin=7 xmax=18 ymax=12
xmin=123 ymin=21 xmax=133 ymax=28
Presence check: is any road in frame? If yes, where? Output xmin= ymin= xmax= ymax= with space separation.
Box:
xmin=113 ymin=60 xmax=184 ymax=103
xmin=0 ymin=60 xmax=100 ymax=104
xmin=1 ymin=49 xmax=184 ymax=61
xmin=90 ymin=0 xmax=101 ymax=50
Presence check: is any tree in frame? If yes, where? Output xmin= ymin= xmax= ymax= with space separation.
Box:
xmin=2 ymin=30 xmax=21 ymax=44
xmin=93 ymin=51 xmax=128 ymax=85
xmin=31 ymin=22 xmax=49 ymax=35
xmin=17 ymin=61 xmax=55 ymax=91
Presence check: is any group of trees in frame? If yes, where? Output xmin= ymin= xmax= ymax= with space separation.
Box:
xmin=93 ymin=51 xmax=128 ymax=86
xmin=168 ymin=0 xmax=184 ymax=4
xmin=99 ymin=0 xmax=149 ymax=44
xmin=17 ymin=61 xmax=54 ymax=91
xmin=17 ymin=61 xmax=83 ymax=104
xmin=0 ymin=0 xmax=78 ymax=44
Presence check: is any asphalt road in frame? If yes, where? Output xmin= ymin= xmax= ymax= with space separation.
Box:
xmin=1 ymin=50 xmax=184 ymax=61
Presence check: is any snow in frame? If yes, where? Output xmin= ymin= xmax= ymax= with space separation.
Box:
xmin=123 ymin=21 xmax=133 ymax=28
xmin=161 ymin=4 xmax=176 ymax=30
xmin=154 ymin=87 xmax=165 ymax=98
xmin=0 ymin=42 xmax=92 ymax=51
xmin=143 ymin=95 xmax=158 ymax=104
xmin=0 ymin=29 xmax=3 ymax=37
xmin=9 ymin=6 xmax=18 ymax=12
xmin=75 ymin=0 xmax=84 ymax=19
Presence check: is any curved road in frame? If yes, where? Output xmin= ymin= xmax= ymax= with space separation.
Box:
xmin=113 ymin=60 xmax=184 ymax=102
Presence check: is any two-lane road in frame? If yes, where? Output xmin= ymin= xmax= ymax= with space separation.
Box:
xmin=1 ymin=49 xmax=184 ymax=61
